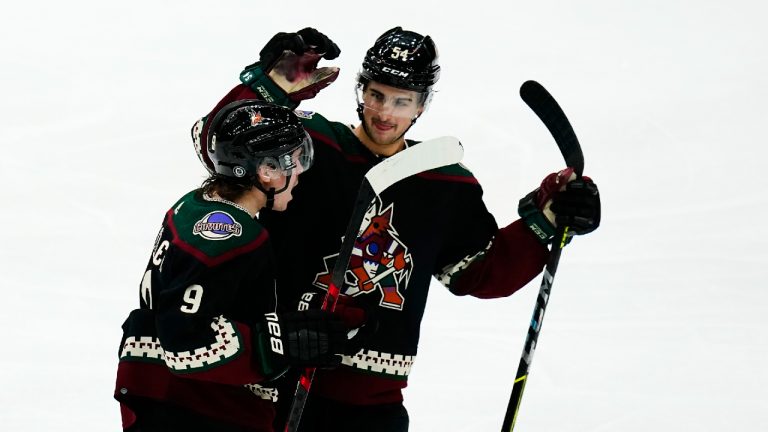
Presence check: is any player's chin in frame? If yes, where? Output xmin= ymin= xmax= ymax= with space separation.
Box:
xmin=275 ymin=196 xmax=293 ymax=212
xmin=371 ymin=129 xmax=400 ymax=146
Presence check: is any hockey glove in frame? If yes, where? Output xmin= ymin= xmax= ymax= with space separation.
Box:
xmin=255 ymin=310 xmax=349 ymax=377
xmin=297 ymin=291 xmax=379 ymax=355
xmin=551 ymin=176 xmax=600 ymax=235
xmin=242 ymin=28 xmax=340 ymax=104
xmin=519 ymin=168 xmax=601 ymax=243
xmin=259 ymin=28 xmax=340 ymax=73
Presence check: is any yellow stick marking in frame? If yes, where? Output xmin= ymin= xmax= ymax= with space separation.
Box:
xmin=510 ymin=375 xmax=528 ymax=431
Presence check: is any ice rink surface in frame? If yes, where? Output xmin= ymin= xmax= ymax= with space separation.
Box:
xmin=1 ymin=1 xmax=766 ymax=430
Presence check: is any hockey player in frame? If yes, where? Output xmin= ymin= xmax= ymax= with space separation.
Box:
xmin=115 ymin=100 xmax=360 ymax=432
xmin=193 ymin=28 xmax=601 ymax=431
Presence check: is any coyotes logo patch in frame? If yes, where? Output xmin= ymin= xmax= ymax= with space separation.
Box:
xmin=314 ymin=199 xmax=413 ymax=310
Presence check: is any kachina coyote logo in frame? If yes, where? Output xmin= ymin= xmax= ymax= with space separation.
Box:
xmin=313 ymin=199 xmax=413 ymax=310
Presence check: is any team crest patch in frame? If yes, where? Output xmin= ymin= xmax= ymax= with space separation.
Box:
xmin=313 ymin=199 xmax=413 ymax=310
xmin=193 ymin=211 xmax=243 ymax=240
xmin=293 ymin=110 xmax=315 ymax=119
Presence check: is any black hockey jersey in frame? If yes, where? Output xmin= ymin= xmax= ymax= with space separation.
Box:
xmin=195 ymin=82 xmax=549 ymax=407
xmin=115 ymin=190 xmax=283 ymax=431
xmin=259 ymin=110 xmax=549 ymax=405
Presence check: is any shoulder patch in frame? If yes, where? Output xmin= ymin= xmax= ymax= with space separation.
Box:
xmin=293 ymin=109 xmax=315 ymax=119
xmin=166 ymin=192 xmax=268 ymax=265
xmin=192 ymin=211 xmax=243 ymax=240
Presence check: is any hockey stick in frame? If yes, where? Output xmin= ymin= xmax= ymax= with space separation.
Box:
xmin=284 ymin=136 xmax=464 ymax=432
xmin=501 ymin=81 xmax=585 ymax=432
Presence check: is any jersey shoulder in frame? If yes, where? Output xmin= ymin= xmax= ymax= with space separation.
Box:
xmin=166 ymin=190 xmax=269 ymax=265
xmin=407 ymin=139 xmax=479 ymax=185
xmin=419 ymin=163 xmax=480 ymax=186
xmin=297 ymin=111 xmax=369 ymax=161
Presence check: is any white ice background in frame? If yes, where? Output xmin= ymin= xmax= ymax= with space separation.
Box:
xmin=1 ymin=1 xmax=767 ymax=430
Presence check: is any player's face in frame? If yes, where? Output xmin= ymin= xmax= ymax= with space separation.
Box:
xmin=359 ymin=82 xmax=423 ymax=153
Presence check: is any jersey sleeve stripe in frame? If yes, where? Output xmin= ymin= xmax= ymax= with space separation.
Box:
xmin=416 ymin=171 xmax=479 ymax=185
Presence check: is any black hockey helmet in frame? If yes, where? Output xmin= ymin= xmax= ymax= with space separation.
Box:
xmin=206 ymin=99 xmax=313 ymax=183
xmin=359 ymin=27 xmax=440 ymax=94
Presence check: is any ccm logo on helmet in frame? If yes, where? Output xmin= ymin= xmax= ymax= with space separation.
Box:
xmin=264 ymin=312 xmax=284 ymax=355
xmin=382 ymin=67 xmax=409 ymax=77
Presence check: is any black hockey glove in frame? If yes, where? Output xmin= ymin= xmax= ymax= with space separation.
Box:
xmin=259 ymin=28 xmax=340 ymax=73
xmin=519 ymin=168 xmax=601 ymax=244
xmin=551 ymin=177 xmax=600 ymax=235
xmin=250 ymin=28 xmax=339 ymax=103
xmin=255 ymin=310 xmax=348 ymax=375
xmin=297 ymin=291 xmax=379 ymax=355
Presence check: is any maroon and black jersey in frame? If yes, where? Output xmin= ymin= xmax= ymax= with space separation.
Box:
xmin=115 ymin=190 xmax=282 ymax=432
xmin=196 ymin=84 xmax=549 ymax=407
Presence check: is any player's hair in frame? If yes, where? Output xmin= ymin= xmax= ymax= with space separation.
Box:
xmin=201 ymin=175 xmax=252 ymax=202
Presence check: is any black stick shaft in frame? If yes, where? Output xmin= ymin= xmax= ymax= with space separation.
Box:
xmin=283 ymin=181 xmax=375 ymax=432
xmin=501 ymin=226 xmax=569 ymax=431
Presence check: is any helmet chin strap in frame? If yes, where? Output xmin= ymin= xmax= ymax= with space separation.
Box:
xmin=254 ymin=173 xmax=293 ymax=210
xmin=265 ymin=188 xmax=276 ymax=210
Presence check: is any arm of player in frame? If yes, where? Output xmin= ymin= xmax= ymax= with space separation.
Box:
xmin=440 ymin=220 xmax=550 ymax=299
xmin=438 ymin=168 xmax=600 ymax=298
xmin=433 ymin=180 xmax=550 ymax=299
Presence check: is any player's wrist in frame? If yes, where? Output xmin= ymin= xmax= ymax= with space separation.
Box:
xmin=518 ymin=189 xmax=556 ymax=244
xmin=239 ymin=63 xmax=299 ymax=110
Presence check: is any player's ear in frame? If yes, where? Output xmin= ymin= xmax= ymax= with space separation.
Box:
xmin=257 ymin=163 xmax=280 ymax=183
